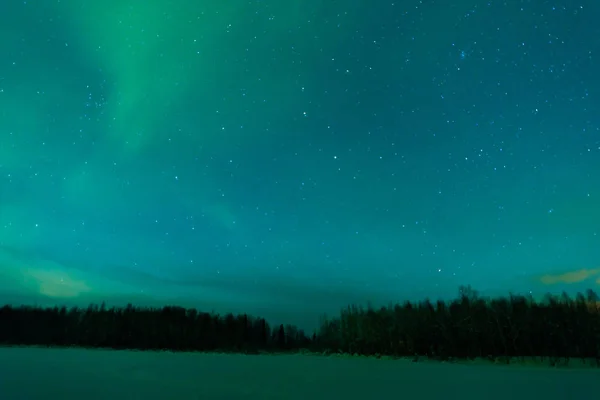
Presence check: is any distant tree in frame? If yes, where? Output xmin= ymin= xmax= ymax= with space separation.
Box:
xmin=0 ymin=286 xmax=599 ymax=367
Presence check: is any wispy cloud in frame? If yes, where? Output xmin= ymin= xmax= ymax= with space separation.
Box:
xmin=539 ymin=268 xmax=600 ymax=285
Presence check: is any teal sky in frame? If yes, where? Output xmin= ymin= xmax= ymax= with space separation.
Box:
xmin=1 ymin=0 xmax=599 ymax=328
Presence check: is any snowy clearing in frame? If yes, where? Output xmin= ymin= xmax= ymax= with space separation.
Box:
xmin=0 ymin=347 xmax=597 ymax=399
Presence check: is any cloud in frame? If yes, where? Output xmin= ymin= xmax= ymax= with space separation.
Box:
xmin=0 ymin=246 xmax=142 ymax=300
xmin=0 ymin=248 xmax=88 ymax=298
xmin=539 ymin=268 xmax=600 ymax=285
xmin=0 ymin=243 xmax=396 ymax=330
xmin=25 ymin=267 xmax=91 ymax=298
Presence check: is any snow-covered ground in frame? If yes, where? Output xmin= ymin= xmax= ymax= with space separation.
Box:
xmin=0 ymin=347 xmax=597 ymax=399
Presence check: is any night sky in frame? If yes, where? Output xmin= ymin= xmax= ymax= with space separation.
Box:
xmin=1 ymin=0 xmax=599 ymax=328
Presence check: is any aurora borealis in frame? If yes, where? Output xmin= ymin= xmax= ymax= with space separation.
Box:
xmin=1 ymin=0 xmax=599 ymax=328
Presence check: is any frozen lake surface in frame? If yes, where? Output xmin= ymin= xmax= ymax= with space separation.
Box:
xmin=0 ymin=347 xmax=598 ymax=399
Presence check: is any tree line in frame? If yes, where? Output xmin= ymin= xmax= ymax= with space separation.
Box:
xmin=317 ymin=286 xmax=600 ymax=365
xmin=1 ymin=286 xmax=599 ymax=366
xmin=0 ymin=302 xmax=312 ymax=352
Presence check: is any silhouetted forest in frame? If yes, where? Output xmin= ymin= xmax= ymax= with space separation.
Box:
xmin=1 ymin=286 xmax=600 ymax=366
